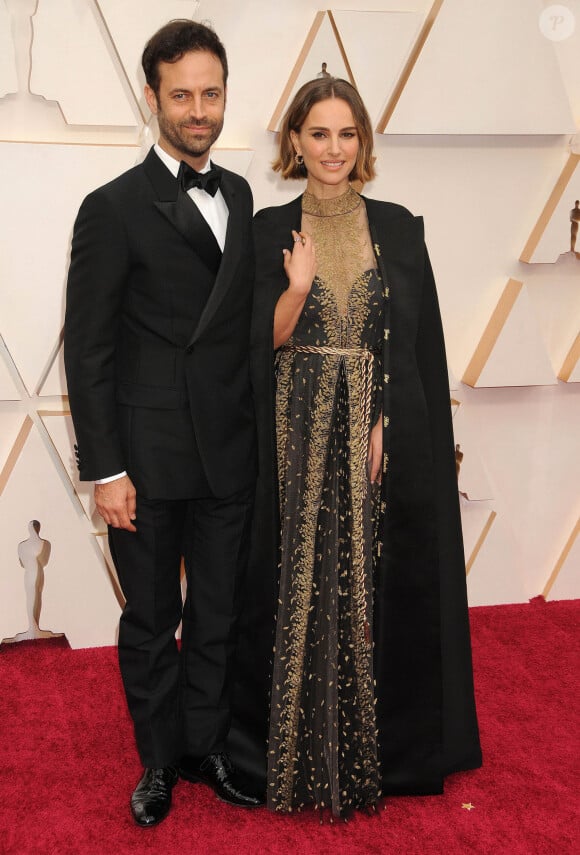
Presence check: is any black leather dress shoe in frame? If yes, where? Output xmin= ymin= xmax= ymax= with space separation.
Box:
xmin=130 ymin=766 xmax=178 ymax=827
xmin=179 ymin=752 xmax=265 ymax=807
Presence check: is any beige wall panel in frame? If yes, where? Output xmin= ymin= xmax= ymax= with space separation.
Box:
xmin=385 ymin=0 xmax=575 ymax=134
xmin=94 ymin=530 xmax=113 ymax=565
xmin=0 ymin=425 xmax=119 ymax=647
xmin=464 ymin=280 xmax=557 ymax=388
xmin=94 ymin=532 xmax=123 ymax=601
xmin=0 ymin=0 xmax=137 ymax=145
xmin=211 ymin=149 xmax=254 ymax=177
xmin=0 ymin=515 xmax=28 ymax=641
xmin=0 ymin=143 xmax=138 ymax=393
xmin=464 ymin=507 xmax=527 ymax=606
xmin=459 ymin=384 xmax=580 ymax=599
xmin=523 ymin=165 xmax=580 ymax=263
xmin=375 ymin=0 xmax=445 ymax=134
xmin=96 ymin=0 xmax=200 ymax=114
xmin=30 ymin=0 xmax=138 ymax=126
xmin=0 ymin=0 xmax=18 ymax=97
xmin=38 ymin=342 xmax=66 ymax=397
xmin=525 ymin=256 xmax=580 ymax=379
xmin=330 ymin=11 xmax=423 ymax=125
xmin=520 ymin=152 xmax=579 ymax=264
xmin=459 ymin=499 xmax=496 ymax=574
xmin=544 ymin=517 xmax=580 ymax=601
xmin=448 ymin=365 xmax=459 ymax=392
xmin=0 ymin=100 xmax=139 ymax=145
xmin=0 ymin=412 xmax=27 ymax=483
xmin=551 ymin=9 xmax=580 ymax=127
xmin=0 ymin=416 xmax=32 ymax=498
xmin=453 ymin=404 xmax=494 ymax=500
xmin=560 ymin=334 xmax=580 ymax=381
xmin=0 ymin=352 xmax=21 ymax=400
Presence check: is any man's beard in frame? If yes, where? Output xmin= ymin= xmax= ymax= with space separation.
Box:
xmin=157 ymin=111 xmax=224 ymax=159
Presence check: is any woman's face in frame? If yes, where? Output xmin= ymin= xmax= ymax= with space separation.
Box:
xmin=290 ymin=97 xmax=359 ymax=198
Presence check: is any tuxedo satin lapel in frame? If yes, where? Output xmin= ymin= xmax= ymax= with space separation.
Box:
xmin=143 ymin=147 xmax=222 ymax=275
xmin=189 ymin=173 xmax=242 ymax=344
xmin=154 ymin=190 xmax=222 ymax=276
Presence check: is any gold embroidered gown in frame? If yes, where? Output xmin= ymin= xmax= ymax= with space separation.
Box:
xmin=268 ymin=188 xmax=383 ymax=816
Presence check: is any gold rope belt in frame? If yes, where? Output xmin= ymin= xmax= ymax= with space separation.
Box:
xmin=279 ymin=344 xmax=379 ymax=455
xmin=280 ymin=345 xmax=376 ymax=360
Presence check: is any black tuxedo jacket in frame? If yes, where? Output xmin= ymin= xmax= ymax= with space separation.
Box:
xmin=64 ymin=147 xmax=256 ymax=499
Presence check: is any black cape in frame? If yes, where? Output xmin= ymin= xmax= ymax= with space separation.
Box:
xmin=228 ymin=195 xmax=482 ymax=796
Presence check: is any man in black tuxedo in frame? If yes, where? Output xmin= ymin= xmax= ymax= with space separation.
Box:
xmin=64 ymin=20 xmax=262 ymax=826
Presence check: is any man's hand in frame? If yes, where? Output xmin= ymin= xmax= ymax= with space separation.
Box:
xmin=94 ymin=475 xmax=137 ymax=532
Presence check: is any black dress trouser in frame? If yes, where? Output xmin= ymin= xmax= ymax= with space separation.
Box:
xmin=109 ymin=487 xmax=254 ymax=768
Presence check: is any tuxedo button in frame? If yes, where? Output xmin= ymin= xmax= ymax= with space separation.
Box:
xmin=186 ymin=344 xmax=194 ymax=354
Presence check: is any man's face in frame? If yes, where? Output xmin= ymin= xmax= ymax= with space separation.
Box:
xmin=145 ymin=50 xmax=226 ymax=166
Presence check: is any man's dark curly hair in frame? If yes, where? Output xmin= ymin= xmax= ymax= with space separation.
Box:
xmin=142 ymin=19 xmax=228 ymax=96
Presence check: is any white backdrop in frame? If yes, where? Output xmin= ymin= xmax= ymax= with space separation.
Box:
xmin=0 ymin=0 xmax=578 ymax=648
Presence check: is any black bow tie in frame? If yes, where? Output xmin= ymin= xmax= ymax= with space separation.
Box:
xmin=178 ymin=161 xmax=222 ymax=197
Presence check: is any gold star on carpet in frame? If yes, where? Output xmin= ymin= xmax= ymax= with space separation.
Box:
xmin=462 ymin=803 xmax=475 ymax=811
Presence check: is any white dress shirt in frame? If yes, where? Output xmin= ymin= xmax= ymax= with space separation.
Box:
xmin=95 ymin=145 xmax=229 ymax=485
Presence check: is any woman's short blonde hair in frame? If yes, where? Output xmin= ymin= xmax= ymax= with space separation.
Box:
xmin=273 ymin=77 xmax=376 ymax=183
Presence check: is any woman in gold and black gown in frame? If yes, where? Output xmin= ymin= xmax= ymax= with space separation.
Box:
xmin=230 ymin=77 xmax=482 ymax=818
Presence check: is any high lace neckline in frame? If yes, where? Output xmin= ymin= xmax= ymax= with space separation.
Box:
xmin=302 ymin=186 xmax=361 ymax=218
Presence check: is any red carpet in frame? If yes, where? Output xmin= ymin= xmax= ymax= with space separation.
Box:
xmin=1 ymin=597 xmax=578 ymax=855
